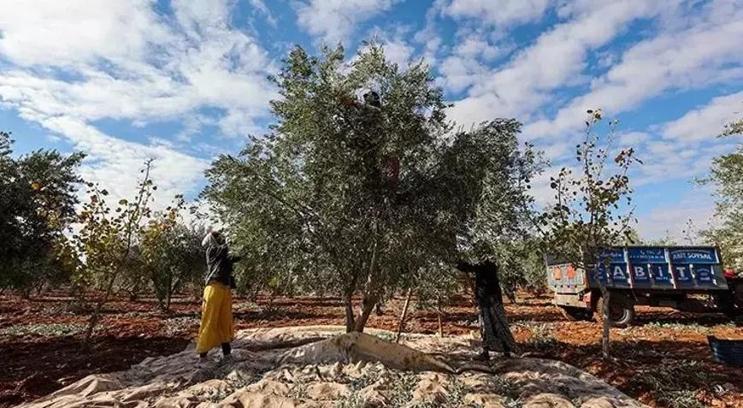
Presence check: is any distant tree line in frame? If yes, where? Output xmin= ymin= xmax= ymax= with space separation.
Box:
xmin=0 ymin=132 xmax=204 ymax=317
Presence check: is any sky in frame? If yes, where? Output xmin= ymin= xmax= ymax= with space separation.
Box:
xmin=1 ymin=0 xmax=742 ymax=240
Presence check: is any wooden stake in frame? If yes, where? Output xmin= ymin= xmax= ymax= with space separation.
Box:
xmin=436 ymin=298 xmax=444 ymax=337
xmin=396 ymin=288 xmax=413 ymax=343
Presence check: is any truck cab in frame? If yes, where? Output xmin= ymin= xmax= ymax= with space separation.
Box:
xmin=547 ymin=246 xmax=740 ymax=326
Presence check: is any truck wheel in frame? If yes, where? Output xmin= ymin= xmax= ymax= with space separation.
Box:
xmin=560 ymin=306 xmax=593 ymax=321
xmin=595 ymin=296 xmax=635 ymax=327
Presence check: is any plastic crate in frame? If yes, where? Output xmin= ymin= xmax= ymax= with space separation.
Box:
xmin=708 ymin=336 xmax=743 ymax=367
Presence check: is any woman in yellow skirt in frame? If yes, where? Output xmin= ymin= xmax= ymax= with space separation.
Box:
xmin=197 ymin=229 xmax=240 ymax=360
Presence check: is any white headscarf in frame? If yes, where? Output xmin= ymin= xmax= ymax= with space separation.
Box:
xmin=201 ymin=229 xmax=219 ymax=248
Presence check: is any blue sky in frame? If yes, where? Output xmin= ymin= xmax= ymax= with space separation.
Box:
xmin=1 ymin=0 xmax=741 ymax=240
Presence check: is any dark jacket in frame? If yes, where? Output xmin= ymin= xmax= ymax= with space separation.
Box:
xmin=457 ymin=261 xmax=503 ymax=307
xmin=205 ymin=244 xmax=240 ymax=288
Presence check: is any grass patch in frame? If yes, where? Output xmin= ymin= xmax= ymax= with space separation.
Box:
xmin=0 ymin=322 xmax=85 ymax=337
xmin=161 ymin=316 xmax=199 ymax=337
xmin=629 ymin=359 xmax=719 ymax=408
xmin=644 ymin=322 xmax=713 ymax=334
xmin=520 ymin=323 xmax=558 ymax=352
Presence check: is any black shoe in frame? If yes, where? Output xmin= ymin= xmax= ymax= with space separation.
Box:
xmin=474 ymin=350 xmax=490 ymax=361
xmin=221 ymin=342 xmax=232 ymax=356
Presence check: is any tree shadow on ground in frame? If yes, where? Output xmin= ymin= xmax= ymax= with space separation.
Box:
xmin=0 ymin=335 xmax=189 ymax=408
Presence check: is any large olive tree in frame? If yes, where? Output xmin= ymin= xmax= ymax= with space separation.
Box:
xmin=203 ymin=44 xmax=538 ymax=333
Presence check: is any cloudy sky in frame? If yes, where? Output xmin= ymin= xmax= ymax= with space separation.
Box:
xmin=1 ymin=0 xmax=742 ymax=240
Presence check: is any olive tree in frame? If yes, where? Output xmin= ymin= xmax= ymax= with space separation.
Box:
xmin=0 ymin=131 xmax=84 ymax=295
xmin=140 ymin=196 xmax=204 ymax=311
xmin=203 ymin=44 xmax=539 ymax=333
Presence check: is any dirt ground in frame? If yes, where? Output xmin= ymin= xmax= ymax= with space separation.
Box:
xmin=1 ymin=291 xmax=741 ymax=407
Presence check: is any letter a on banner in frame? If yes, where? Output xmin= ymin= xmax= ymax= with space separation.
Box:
xmin=613 ymin=265 xmax=627 ymax=281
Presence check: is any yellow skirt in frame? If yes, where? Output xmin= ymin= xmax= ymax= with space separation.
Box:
xmin=196 ymin=282 xmax=234 ymax=354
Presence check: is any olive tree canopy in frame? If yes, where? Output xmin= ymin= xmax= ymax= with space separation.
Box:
xmin=203 ymin=44 xmax=539 ymax=332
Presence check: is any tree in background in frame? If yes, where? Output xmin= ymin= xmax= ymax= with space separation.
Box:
xmin=75 ymin=160 xmax=156 ymax=344
xmin=543 ymin=110 xmax=640 ymax=357
xmin=0 ymin=131 xmax=84 ymax=296
xmin=203 ymin=44 xmax=539 ymax=333
xmin=496 ymin=238 xmax=548 ymax=301
xmin=140 ymin=195 xmax=204 ymax=311
xmin=700 ymin=118 xmax=743 ymax=271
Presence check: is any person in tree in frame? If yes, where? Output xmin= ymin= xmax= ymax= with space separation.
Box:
xmin=196 ymin=229 xmax=240 ymax=360
xmin=457 ymin=260 xmax=517 ymax=360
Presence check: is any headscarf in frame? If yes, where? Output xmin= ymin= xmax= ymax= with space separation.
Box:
xmin=202 ymin=230 xmax=219 ymax=248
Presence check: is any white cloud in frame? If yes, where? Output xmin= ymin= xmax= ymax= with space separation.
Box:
xmin=619 ymin=131 xmax=650 ymax=145
xmin=295 ymin=0 xmax=399 ymax=45
xmin=439 ymin=55 xmax=487 ymax=94
xmin=438 ymin=30 xmax=513 ymax=94
xmin=249 ymin=0 xmax=278 ymax=27
xmin=662 ymin=91 xmax=743 ymax=143
xmin=414 ymin=0 xmax=448 ymax=64
xmin=636 ymin=192 xmax=717 ymax=242
xmin=0 ymin=0 xmax=277 ymax=126
xmin=453 ymin=33 xmax=509 ymax=61
xmin=525 ymin=2 xmax=743 ymax=139
xmin=380 ymin=39 xmax=415 ymax=68
xmin=0 ymin=0 xmax=170 ymax=66
xmin=446 ymin=0 xmax=672 ymax=126
xmin=42 ymin=116 xmax=209 ymax=209
xmin=0 ymin=0 xmax=278 ymax=207
xmin=445 ymin=0 xmax=553 ymax=27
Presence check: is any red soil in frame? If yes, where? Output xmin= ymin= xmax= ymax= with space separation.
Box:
xmin=0 ymin=292 xmax=741 ymax=407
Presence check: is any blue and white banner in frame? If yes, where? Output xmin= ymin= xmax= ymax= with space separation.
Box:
xmin=627 ymin=247 xmax=666 ymax=263
xmin=630 ymin=264 xmax=651 ymax=282
xmin=670 ymin=248 xmax=717 ymax=264
xmin=672 ymin=264 xmax=694 ymax=283
xmin=692 ymin=265 xmax=714 ymax=284
xmin=650 ymin=264 xmax=672 ymax=284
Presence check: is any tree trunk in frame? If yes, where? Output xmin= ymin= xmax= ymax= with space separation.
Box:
xmin=344 ymin=290 xmax=355 ymax=333
xmin=600 ymin=286 xmax=611 ymax=358
xmin=396 ymin=288 xmax=413 ymax=343
xmin=353 ymin=293 xmax=378 ymax=332
xmin=34 ymin=281 xmax=46 ymax=297
xmin=83 ymin=271 xmax=120 ymax=347
xmin=352 ymin=233 xmax=380 ymax=333
xmin=504 ymin=287 xmax=517 ymax=304
xmin=20 ymin=285 xmax=32 ymax=299
xmin=166 ymin=289 xmax=172 ymax=312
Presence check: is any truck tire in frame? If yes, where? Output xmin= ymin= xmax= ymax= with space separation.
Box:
xmin=560 ymin=306 xmax=593 ymax=321
xmin=595 ymin=295 xmax=635 ymax=327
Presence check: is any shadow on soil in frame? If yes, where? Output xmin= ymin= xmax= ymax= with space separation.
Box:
xmin=0 ymin=335 xmax=189 ymax=408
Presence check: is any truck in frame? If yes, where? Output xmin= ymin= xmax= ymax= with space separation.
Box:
xmin=546 ymin=246 xmax=743 ymax=326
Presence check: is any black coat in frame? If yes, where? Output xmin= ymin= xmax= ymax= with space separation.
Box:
xmin=457 ymin=261 xmax=503 ymax=307
xmin=456 ymin=260 xmax=514 ymax=354
xmin=204 ymin=244 xmax=240 ymax=288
